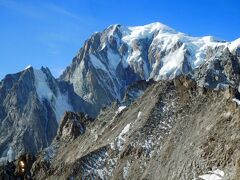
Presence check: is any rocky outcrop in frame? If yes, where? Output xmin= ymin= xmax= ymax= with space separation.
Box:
xmin=194 ymin=47 xmax=240 ymax=90
xmin=56 ymin=112 xmax=94 ymax=142
xmin=30 ymin=111 xmax=94 ymax=179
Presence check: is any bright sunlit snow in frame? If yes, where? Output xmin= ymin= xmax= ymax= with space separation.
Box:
xmin=228 ymin=38 xmax=240 ymax=52
xmin=111 ymin=123 xmax=131 ymax=151
xmin=199 ymin=169 xmax=224 ymax=180
xmin=25 ymin=65 xmax=32 ymax=70
xmin=232 ymin=98 xmax=240 ymax=105
xmin=116 ymin=106 xmax=127 ymax=114
xmin=117 ymin=22 xmax=232 ymax=80
xmin=83 ymin=22 xmax=240 ymax=84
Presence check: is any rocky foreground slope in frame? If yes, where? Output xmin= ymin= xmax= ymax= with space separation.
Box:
xmin=30 ymin=76 xmax=240 ymax=180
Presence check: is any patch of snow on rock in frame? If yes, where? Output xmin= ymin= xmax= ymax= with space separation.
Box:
xmin=121 ymin=22 xmax=175 ymax=46
xmin=43 ymin=145 xmax=56 ymax=163
xmin=137 ymin=111 xmax=142 ymax=119
xmin=54 ymin=92 xmax=73 ymax=123
xmin=199 ymin=169 xmax=224 ymax=180
xmin=123 ymin=160 xmax=130 ymax=179
xmin=107 ymin=50 xmax=121 ymax=70
xmin=34 ymin=69 xmax=54 ymax=101
xmin=120 ymin=123 xmax=131 ymax=135
xmin=142 ymin=138 xmax=154 ymax=158
xmin=232 ymin=98 xmax=240 ymax=106
xmin=7 ymin=146 xmax=15 ymax=162
xmin=111 ymin=123 xmax=131 ymax=151
xmin=116 ymin=106 xmax=127 ymax=114
xmin=25 ymin=65 xmax=32 ymax=70
xmin=0 ymin=146 xmax=15 ymax=165
xmin=89 ymin=54 xmax=107 ymax=72
xmin=0 ymin=157 xmax=7 ymax=166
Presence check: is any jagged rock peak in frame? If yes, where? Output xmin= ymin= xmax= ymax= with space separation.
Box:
xmin=0 ymin=66 xmax=75 ymax=158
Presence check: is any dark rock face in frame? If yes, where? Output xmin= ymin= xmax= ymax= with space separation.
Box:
xmin=122 ymin=79 xmax=155 ymax=105
xmin=59 ymin=25 xmax=142 ymax=116
xmin=59 ymin=24 xmax=160 ymax=115
xmin=0 ymin=67 xmax=57 ymax=158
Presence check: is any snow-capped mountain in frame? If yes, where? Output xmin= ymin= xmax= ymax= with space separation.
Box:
xmin=60 ymin=22 xmax=240 ymax=115
xmin=0 ymin=22 xmax=240 ymax=169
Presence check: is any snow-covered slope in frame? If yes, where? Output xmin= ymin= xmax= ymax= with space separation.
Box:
xmin=60 ymin=22 xmax=240 ymax=115
xmin=33 ymin=68 xmax=73 ymax=123
xmin=228 ymin=38 xmax=240 ymax=52
xmin=116 ymin=22 xmax=238 ymax=80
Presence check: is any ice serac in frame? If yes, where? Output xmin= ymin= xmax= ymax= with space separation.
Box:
xmin=60 ymin=22 xmax=240 ymax=115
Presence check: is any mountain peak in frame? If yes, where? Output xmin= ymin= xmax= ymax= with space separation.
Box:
xmin=118 ymin=22 xmax=177 ymax=43
xmin=127 ymin=22 xmax=176 ymax=33
xmin=24 ymin=65 xmax=32 ymax=70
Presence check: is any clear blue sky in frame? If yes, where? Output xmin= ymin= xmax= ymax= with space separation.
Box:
xmin=0 ymin=0 xmax=240 ymax=79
